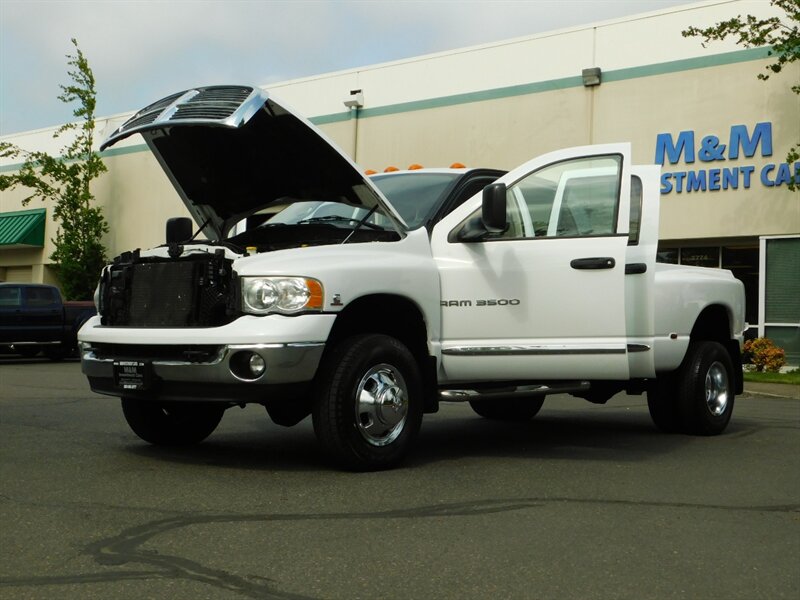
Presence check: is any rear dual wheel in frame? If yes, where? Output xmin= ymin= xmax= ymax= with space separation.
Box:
xmin=647 ymin=341 xmax=735 ymax=435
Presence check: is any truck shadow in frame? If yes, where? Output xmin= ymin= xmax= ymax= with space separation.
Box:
xmin=123 ymin=397 xmax=754 ymax=471
xmin=414 ymin=411 xmax=674 ymax=465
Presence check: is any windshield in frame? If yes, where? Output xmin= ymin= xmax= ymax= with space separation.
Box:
xmin=371 ymin=172 xmax=460 ymax=229
xmin=227 ymin=197 xmax=401 ymax=251
xmin=264 ymin=201 xmax=393 ymax=229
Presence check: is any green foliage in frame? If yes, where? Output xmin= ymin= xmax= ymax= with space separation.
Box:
xmin=743 ymin=369 xmax=800 ymax=385
xmin=743 ymin=337 xmax=788 ymax=372
xmin=0 ymin=39 xmax=108 ymax=300
xmin=682 ymin=0 xmax=800 ymax=189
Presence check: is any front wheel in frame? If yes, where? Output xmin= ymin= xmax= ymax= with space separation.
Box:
xmin=121 ymin=399 xmax=225 ymax=445
xmin=312 ymin=334 xmax=423 ymax=471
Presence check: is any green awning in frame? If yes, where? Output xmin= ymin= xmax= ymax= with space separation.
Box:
xmin=0 ymin=208 xmax=46 ymax=248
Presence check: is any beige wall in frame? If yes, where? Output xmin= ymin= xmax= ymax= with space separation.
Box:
xmin=1 ymin=0 xmax=797 ymax=286
xmin=325 ymin=58 xmax=798 ymax=245
xmin=95 ymin=151 xmax=192 ymax=253
xmin=591 ymin=60 xmax=799 ymax=241
xmin=3 ymin=55 xmax=797 ymax=268
xmin=0 ymin=250 xmax=60 ymax=285
xmin=350 ymin=88 xmax=593 ymax=172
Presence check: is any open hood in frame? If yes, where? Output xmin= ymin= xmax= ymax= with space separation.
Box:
xmin=102 ymin=85 xmax=405 ymax=239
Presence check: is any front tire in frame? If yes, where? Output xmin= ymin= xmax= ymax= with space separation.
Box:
xmin=469 ymin=397 xmax=545 ymax=421
xmin=312 ymin=334 xmax=423 ymax=471
xmin=121 ymin=399 xmax=225 ymax=445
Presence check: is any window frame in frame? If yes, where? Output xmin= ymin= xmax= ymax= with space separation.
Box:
xmin=451 ymin=153 xmax=626 ymax=243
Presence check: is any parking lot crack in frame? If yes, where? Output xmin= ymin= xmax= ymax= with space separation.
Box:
xmin=2 ymin=497 xmax=796 ymax=598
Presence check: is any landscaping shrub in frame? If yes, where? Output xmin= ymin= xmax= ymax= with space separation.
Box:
xmin=743 ymin=338 xmax=787 ymax=373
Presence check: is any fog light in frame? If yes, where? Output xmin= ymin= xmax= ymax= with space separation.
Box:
xmin=230 ymin=351 xmax=267 ymax=381
xmin=249 ymin=354 xmax=266 ymax=377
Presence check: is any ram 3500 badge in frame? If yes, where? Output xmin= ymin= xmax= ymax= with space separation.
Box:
xmin=80 ymin=85 xmax=745 ymax=470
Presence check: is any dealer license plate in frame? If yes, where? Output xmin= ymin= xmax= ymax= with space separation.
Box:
xmin=113 ymin=360 xmax=152 ymax=391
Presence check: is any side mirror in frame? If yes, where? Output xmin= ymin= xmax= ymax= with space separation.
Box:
xmin=482 ymin=183 xmax=507 ymax=233
xmin=166 ymin=217 xmax=192 ymax=244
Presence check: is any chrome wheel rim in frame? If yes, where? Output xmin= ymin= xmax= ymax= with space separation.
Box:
xmin=705 ymin=361 xmax=730 ymax=417
xmin=355 ymin=363 xmax=408 ymax=447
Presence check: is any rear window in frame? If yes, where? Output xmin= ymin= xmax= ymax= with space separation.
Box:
xmin=24 ymin=287 xmax=59 ymax=307
xmin=0 ymin=286 xmax=22 ymax=307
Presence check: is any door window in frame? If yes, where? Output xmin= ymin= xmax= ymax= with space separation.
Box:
xmin=485 ymin=155 xmax=622 ymax=240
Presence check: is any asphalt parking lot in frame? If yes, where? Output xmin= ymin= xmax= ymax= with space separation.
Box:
xmin=1 ymin=357 xmax=798 ymax=600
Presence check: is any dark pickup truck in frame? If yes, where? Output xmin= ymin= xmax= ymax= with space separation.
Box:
xmin=0 ymin=283 xmax=96 ymax=360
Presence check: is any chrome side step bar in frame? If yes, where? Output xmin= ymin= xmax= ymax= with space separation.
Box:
xmin=440 ymin=381 xmax=591 ymax=402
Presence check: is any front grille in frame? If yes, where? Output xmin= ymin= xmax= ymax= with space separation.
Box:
xmin=187 ymin=86 xmax=252 ymax=105
xmin=171 ymin=105 xmax=240 ymax=121
xmin=101 ymin=250 xmax=237 ymax=328
xmin=116 ymin=87 xmax=253 ymax=133
xmin=169 ymin=86 xmax=253 ymax=122
xmin=119 ymin=111 xmax=160 ymax=131
xmin=118 ymin=91 xmax=184 ymax=133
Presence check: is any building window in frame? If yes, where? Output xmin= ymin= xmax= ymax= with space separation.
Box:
xmin=680 ymin=247 xmax=720 ymax=268
xmin=760 ymin=236 xmax=800 ymax=364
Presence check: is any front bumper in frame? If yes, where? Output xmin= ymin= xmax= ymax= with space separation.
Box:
xmin=78 ymin=313 xmax=335 ymax=402
xmin=81 ymin=341 xmax=325 ymax=384
xmin=81 ymin=342 xmax=324 ymax=403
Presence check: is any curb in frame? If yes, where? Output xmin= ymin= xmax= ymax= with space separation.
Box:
xmin=743 ymin=382 xmax=800 ymax=400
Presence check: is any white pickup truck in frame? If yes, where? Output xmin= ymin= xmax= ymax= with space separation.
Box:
xmin=79 ymin=85 xmax=745 ymax=470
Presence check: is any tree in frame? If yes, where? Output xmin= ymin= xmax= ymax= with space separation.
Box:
xmin=0 ymin=38 xmax=108 ymax=299
xmin=682 ymin=0 xmax=799 ymax=189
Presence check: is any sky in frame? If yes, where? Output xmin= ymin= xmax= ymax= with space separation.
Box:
xmin=0 ymin=0 xmax=704 ymax=136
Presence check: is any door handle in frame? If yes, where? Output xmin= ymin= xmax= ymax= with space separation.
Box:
xmin=570 ymin=257 xmax=616 ymax=270
xmin=625 ymin=263 xmax=647 ymax=275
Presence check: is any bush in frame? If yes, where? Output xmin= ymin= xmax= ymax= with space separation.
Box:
xmin=743 ymin=338 xmax=787 ymax=373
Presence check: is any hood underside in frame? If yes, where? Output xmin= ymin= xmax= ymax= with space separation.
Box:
xmin=102 ymin=85 xmax=400 ymax=239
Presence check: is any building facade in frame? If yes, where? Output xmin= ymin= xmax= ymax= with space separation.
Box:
xmin=1 ymin=0 xmax=798 ymax=358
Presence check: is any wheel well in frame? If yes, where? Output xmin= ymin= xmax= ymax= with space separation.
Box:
xmin=690 ymin=305 xmax=731 ymax=343
xmin=325 ymin=295 xmax=438 ymax=413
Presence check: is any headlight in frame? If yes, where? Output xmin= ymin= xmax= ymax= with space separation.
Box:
xmin=241 ymin=277 xmax=324 ymax=315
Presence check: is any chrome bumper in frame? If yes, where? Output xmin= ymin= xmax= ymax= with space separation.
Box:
xmin=80 ymin=342 xmax=325 ymax=386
